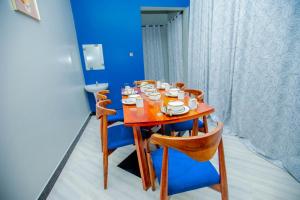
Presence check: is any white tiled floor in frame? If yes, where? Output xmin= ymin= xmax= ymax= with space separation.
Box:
xmin=48 ymin=116 xmax=300 ymax=200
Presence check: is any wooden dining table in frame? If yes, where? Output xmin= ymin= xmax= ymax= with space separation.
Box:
xmin=122 ymin=89 xmax=215 ymax=190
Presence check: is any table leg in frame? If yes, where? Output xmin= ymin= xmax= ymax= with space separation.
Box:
xmin=133 ymin=126 xmax=151 ymax=190
xmin=192 ymin=118 xmax=199 ymax=136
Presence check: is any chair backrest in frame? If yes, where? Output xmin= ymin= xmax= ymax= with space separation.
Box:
xmin=150 ymin=122 xmax=223 ymax=162
xmin=96 ymin=100 xmax=116 ymax=125
xmin=134 ymin=80 xmax=156 ymax=86
xmin=96 ymin=99 xmax=112 ymax=119
xmin=175 ymin=82 xmax=185 ymax=90
xmin=184 ymin=88 xmax=204 ymax=103
xmin=96 ymin=90 xmax=110 ymax=102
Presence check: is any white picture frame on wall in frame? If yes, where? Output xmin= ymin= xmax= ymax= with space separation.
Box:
xmin=11 ymin=0 xmax=41 ymax=21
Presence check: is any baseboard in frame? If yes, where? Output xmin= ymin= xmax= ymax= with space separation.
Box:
xmin=37 ymin=113 xmax=93 ymax=200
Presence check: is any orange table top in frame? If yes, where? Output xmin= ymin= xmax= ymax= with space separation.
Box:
xmin=122 ymin=89 xmax=215 ymax=127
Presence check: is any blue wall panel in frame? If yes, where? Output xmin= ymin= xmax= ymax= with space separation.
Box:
xmin=70 ymin=0 xmax=189 ymax=111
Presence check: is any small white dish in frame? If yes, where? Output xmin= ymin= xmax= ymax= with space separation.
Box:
xmin=122 ymin=90 xmax=137 ymax=96
xmin=122 ymin=98 xmax=136 ymax=105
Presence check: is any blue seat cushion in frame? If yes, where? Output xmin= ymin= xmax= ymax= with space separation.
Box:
xmin=170 ymin=119 xmax=204 ymax=132
xmin=107 ymin=124 xmax=134 ymax=150
xmin=108 ymin=109 xmax=124 ymax=123
xmin=151 ymin=148 xmax=220 ymax=195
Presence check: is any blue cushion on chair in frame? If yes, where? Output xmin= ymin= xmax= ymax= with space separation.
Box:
xmin=108 ymin=109 xmax=124 ymax=123
xmin=107 ymin=124 xmax=134 ymax=150
xmin=170 ymin=119 xmax=204 ymax=132
xmin=151 ymin=148 xmax=220 ymax=196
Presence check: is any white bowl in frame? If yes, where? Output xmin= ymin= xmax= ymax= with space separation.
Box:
xmin=168 ymin=101 xmax=184 ymax=112
xmin=169 ymin=88 xmax=180 ymax=92
xmin=149 ymin=92 xmax=161 ymax=101
xmin=128 ymin=94 xmax=140 ymax=99
xmin=145 ymin=88 xmax=156 ymax=93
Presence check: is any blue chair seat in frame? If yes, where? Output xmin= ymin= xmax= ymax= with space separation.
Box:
xmin=107 ymin=125 xmax=134 ymax=150
xmin=151 ymin=148 xmax=220 ymax=196
xmin=170 ymin=119 xmax=204 ymax=132
xmin=108 ymin=109 xmax=124 ymax=123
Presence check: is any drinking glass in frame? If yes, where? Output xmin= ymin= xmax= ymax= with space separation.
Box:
xmin=189 ymin=98 xmax=197 ymax=110
xmin=178 ymin=90 xmax=185 ymax=100
xmin=156 ymin=80 xmax=161 ymax=89
xmin=136 ymin=97 xmax=144 ymax=108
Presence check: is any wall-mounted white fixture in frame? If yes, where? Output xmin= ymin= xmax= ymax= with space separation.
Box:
xmin=82 ymin=44 xmax=105 ymax=71
xmin=84 ymin=82 xmax=109 ymax=101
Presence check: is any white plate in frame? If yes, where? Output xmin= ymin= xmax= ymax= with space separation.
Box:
xmin=128 ymin=94 xmax=140 ymax=98
xmin=161 ymin=106 xmax=190 ymax=116
xmin=122 ymin=98 xmax=136 ymax=105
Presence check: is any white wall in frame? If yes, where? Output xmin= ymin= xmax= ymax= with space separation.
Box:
xmin=0 ymin=1 xmax=90 ymax=200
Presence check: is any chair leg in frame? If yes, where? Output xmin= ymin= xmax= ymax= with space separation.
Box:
xmin=170 ymin=131 xmax=175 ymax=137
xmin=144 ymin=139 xmax=156 ymax=191
xmin=100 ymin=130 xmax=104 ymax=152
xmin=218 ymin=139 xmax=228 ymax=200
xmin=103 ymin=150 xmax=108 ymax=189
xmin=146 ymin=152 xmax=156 ymax=191
xmin=203 ymin=116 xmax=208 ymax=133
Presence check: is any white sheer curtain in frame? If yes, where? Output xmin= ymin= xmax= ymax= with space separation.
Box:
xmin=142 ymin=25 xmax=166 ymax=80
xmin=188 ymin=0 xmax=300 ymax=181
xmin=168 ymin=13 xmax=184 ymax=83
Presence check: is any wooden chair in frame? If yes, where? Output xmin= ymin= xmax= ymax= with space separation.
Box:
xmin=97 ymin=101 xmax=135 ymax=189
xmin=175 ymin=82 xmax=185 ymax=90
xmin=168 ymin=89 xmax=208 ymax=136
xmin=146 ymin=122 xmax=228 ymax=200
xmin=96 ymin=91 xmax=124 ymax=124
xmin=134 ymin=80 xmax=156 ymax=86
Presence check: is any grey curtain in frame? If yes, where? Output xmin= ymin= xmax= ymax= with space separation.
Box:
xmin=168 ymin=13 xmax=184 ymax=83
xmin=188 ymin=0 xmax=300 ymax=181
xmin=142 ymin=25 xmax=167 ymax=80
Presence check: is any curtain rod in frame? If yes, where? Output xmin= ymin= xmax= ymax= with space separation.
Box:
xmin=142 ymin=25 xmax=165 ymax=27
xmin=169 ymin=11 xmax=183 ymax=22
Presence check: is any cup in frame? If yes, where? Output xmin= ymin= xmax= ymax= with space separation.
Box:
xmin=136 ymin=97 xmax=144 ymax=108
xmin=189 ymin=98 xmax=197 ymax=110
xmin=156 ymin=81 xmax=161 ymax=89
xmin=178 ymin=91 xmax=185 ymax=100
xmin=125 ymin=85 xmax=130 ymax=90
xmin=165 ymin=84 xmax=170 ymax=91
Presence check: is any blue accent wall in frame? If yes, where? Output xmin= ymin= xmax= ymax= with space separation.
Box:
xmin=70 ymin=0 xmax=189 ymax=111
